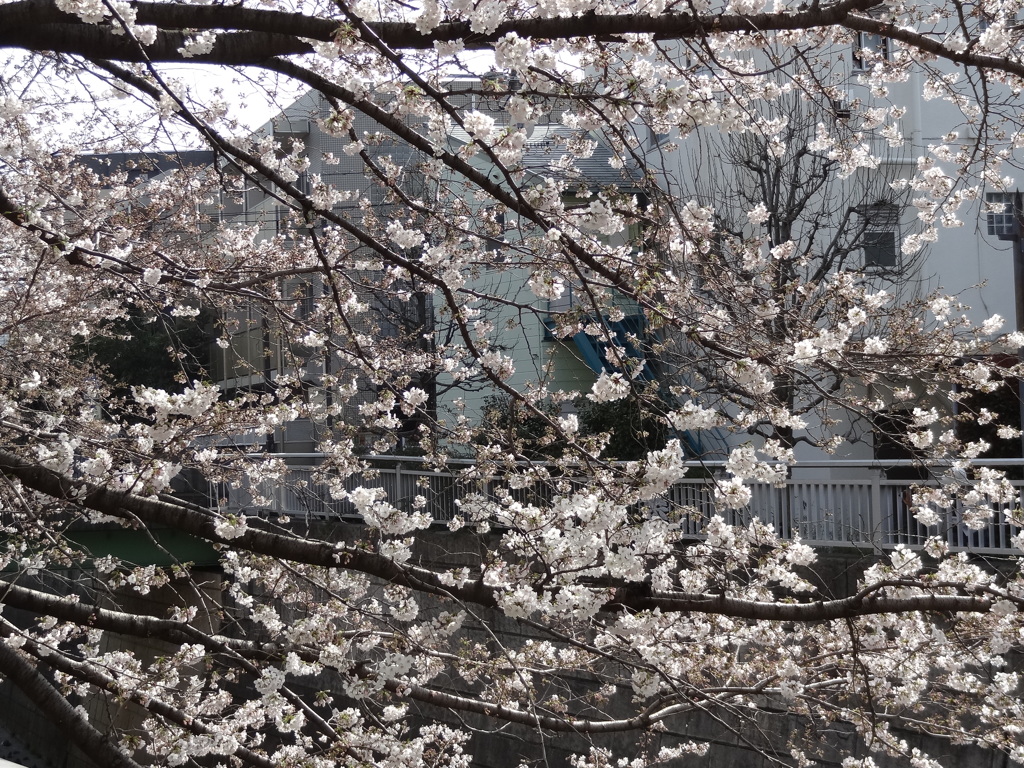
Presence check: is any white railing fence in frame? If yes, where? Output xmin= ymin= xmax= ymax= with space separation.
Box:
xmin=211 ymin=457 xmax=1024 ymax=555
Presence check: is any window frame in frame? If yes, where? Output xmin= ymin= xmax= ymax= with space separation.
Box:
xmin=852 ymin=29 xmax=891 ymax=70
xmin=985 ymin=191 xmax=1018 ymax=238
xmin=857 ymin=202 xmax=901 ymax=270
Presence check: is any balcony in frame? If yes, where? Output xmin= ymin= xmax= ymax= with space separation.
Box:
xmin=214 ymin=456 xmax=1024 ymax=555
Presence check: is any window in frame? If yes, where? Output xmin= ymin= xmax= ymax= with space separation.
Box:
xmin=853 ymin=30 xmax=890 ymax=69
xmin=857 ymin=202 xmax=900 ymax=269
xmin=973 ymin=3 xmax=1024 ymax=32
xmin=484 ymin=207 xmax=506 ymax=252
xmin=647 ymin=125 xmax=670 ymax=148
xmin=863 ymin=231 xmax=898 ymax=268
xmin=986 ymin=191 xmax=1018 ymax=237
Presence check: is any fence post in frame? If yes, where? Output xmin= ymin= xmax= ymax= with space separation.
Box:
xmin=870 ymin=474 xmax=883 ymax=546
xmin=394 ymin=461 xmax=403 ymax=508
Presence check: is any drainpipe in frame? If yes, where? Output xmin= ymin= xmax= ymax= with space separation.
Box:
xmin=995 ymin=189 xmax=1024 ymax=459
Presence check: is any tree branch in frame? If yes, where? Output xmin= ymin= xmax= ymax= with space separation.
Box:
xmin=0 ymin=633 xmax=144 ymax=768
xmin=0 ymin=448 xmax=1009 ymax=623
xmin=2 ymin=0 xmax=1023 ymax=83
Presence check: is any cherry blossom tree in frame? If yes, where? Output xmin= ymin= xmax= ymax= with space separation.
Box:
xmin=3 ymin=1 xmax=1024 ymax=767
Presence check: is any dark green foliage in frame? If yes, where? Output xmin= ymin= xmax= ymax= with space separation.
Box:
xmin=958 ymin=374 xmax=1023 ymax=477
xmin=77 ymin=307 xmax=212 ymax=396
xmin=575 ymin=395 xmax=668 ymax=461
xmin=479 ymin=395 xmax=562 ymax=460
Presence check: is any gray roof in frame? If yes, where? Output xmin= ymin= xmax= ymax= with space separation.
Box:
xmin=520 ymin=124 xmax=642 ymax=187
xmin=449 ymin=121 xmax=642 ymax=188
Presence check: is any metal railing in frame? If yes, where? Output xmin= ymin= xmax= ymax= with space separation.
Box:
xmin=212 ymin=456 xmax=1024 ymax=554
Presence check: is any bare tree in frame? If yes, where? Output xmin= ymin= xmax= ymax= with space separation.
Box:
xmin=643 ymin=94 xmax=931 ymax=454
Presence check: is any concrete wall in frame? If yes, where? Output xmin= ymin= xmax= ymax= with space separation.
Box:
xmin=0 ymin=528 xmax=1015 ymax=768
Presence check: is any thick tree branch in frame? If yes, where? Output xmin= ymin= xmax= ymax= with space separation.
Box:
xmin=0 ymin=447 xmax=499 ymax=608
xmin=0 ymin=24 xmax=313 ymax=62
xmin=0 ymin=581 xmax=274 ymax=658
xmin=0 ymin=580 xmax=705 ymax=737
xmin=0 ymin=0 xmax=886 ymax=55
xmin=1 ymin=0 xmax=1024 ymax=84
xmin=0 ymin=448 xmax=1007 ymax=623
xmin=0 ymin=634 xmax=144 ymax=768
xmin=0 ymin=620 xmax=279 ymax=768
